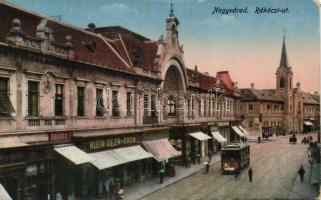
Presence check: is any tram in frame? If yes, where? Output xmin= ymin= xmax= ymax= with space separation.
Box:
xmin=221 ymin=143 xmax=250 ymax=174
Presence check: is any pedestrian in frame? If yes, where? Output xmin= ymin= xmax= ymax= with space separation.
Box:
xmin=234 ymin=168 xmax=240 ymax=180
xmin=159 ymin=169 xmax=164 ymax=184
xmin=208 ymin=150 xmax=212 ymax=163
xmin=204 ymin=162 xmax=209 ymax=174
xmin=307 ymin=148 xmax=311 ymax=158
xmin=258 ymin=136 xmax=261 ymax=143
xmin=248 ymin=167 xmax=253 ymax=182
xmin=298 ymin=166 xmax=305 ymax=183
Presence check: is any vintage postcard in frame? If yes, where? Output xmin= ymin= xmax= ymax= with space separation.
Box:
xmin=0 ymin=0 xmax=320 ymax=199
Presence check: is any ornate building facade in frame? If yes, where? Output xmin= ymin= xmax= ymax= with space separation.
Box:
xmin=0 ymin=2 xmax=245 ymax=200
xmin=240 ymin=36 xmax=320 ymax=136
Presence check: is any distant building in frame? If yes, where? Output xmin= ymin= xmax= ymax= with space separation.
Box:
xmin=240 ymin=35 xmax=320 ymax=136
xmin=0 ymin=2 xmax=244 ymax=200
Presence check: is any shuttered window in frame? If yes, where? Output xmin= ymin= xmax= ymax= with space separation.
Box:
xmin=0 ymin=78 xmax=15 ymax=116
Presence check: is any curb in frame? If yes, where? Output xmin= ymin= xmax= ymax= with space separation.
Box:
xmin=133 ymin=158 xmax=221 ymax=200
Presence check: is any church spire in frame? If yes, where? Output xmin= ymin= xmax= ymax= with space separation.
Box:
xmin=279 ymin=30 xmax=289 ymax=68
xmin=169 ymin=0 xmax=174 ymax=17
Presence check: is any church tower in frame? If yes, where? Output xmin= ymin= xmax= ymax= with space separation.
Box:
xmin=275 ymin=33 xmax=294 ymax=133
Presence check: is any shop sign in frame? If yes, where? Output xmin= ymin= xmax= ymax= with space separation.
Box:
xmin=89 ymin=136 xmax=138 ymax=151
xmin=143 ymin=130 xmax=169 ymax=141
xmin=49 ymin=132 xmax=72 ymax=142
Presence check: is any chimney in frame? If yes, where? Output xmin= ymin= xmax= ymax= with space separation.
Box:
xmin=194 ymin=65 xmax=198 ymax=72
xmin=204 ymin=72 xmax=209 ymax=75
xmin=250 ymin=83 xmax=254 ymax=89
xmin=87 ymin=23 xmax=96 ymax=32
xmin=233 ymin=82 xmax=238 ymax=89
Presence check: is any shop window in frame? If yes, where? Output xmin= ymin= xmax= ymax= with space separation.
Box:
xmin=77 ymin=87 xmax=85 ymax=116
xmin=28 ymin=81 xmax=39 ymax=116
xmin=126 ymin=92 xmax=133 ymax=116
xmin=55 ymin=84 xmax=64 ymax=116
xmin=96 ymin=88 xmax=104 ymax=116
xmin=25 ymin=164 xmax=46 ymax=199
xmin=112 ymin=90 xmax=120 ymax=116
xmin=0 ymin=78 xmax=15 ymax=116
xmin=168 ymin=95 xmax=176 ymax=116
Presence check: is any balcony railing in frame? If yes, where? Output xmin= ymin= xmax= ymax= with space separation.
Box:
xmin=143 ymin=116 xmax=158 ymax=124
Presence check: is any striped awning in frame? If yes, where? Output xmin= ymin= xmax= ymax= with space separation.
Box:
xmin=143 ymin=139 xmax=181 ymax=162
xmin=0 ymin=184 xmax=12 ymax=200
xmin=189 ymin=132 xmax=212 ymax=141
xmin=238 ymin=126 xmax=250 ymax=136
xmin=211 ymin=131 xmax=227 ymax=144
xmin=54 ymin=145 xmax=92 ymax=165
xmin=232 ymin=126 xmax=246 ymax=137
xmin=0 ymin=92 xmax=15 ymax=114
xmin=89 ymin=145 xmax=153 ymax=170
xmin=304 ymin=121 xmax=314 ymax=126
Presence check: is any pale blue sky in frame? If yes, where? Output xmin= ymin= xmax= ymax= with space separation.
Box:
xmin=7 ymin=0 xmax=320 ymax=92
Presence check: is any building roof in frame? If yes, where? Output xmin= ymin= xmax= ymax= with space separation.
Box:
xmin=186 ymin=68 xmax=217 ymax=91
xmin=0 ymin=1 xmax=234 ymax=94
xmin=216 ymin=71 xmax=234 ymax=91
xmin=0 ymin=2 xmax=135 ymax=73
xmin=302 ymin=92 xmax=319 ymax=105
xmin=240 ymin=88 xmax=283 ymax=102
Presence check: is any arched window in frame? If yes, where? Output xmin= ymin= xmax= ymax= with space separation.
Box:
xmin=280 ymin=78 xmax=285 ymax=88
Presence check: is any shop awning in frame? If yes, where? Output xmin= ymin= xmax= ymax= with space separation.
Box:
xmin=232 ymin=126 xmax=246 ymax=137
xmin=143 ymin=139 xmax=182 ymax=162
xmin=211 ymin=131 xmax=227 ymax=144
xmin=89 ymin=145 xmax=153 ymax=170
xmin=54 ymin=145 xmax=92 ymax=165
xmin=189 ymin=132 xmax=212 ymax=141
xmin=0 ymin=184 xmax=12 ymax=200
xmin=238 ymin=126 xmax=250 ymax=136
xmin=304 ymin=121 xmax=314 ymax=126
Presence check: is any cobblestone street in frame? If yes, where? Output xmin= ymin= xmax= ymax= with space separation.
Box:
xmin=141 ymin=134 xmax=319 ymax=200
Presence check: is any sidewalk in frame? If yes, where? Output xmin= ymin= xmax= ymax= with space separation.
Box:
xmin=288 ymin=147 xmax=319 ymax=199
xmin=123 ymin=154 xmax=221 ymax=200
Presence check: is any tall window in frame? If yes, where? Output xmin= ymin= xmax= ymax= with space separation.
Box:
xmin=28 ymin=81 xmax=39 ymax=116
xmin=168 ymin=95 xmax=176 ymax=116
xmin=112 ymin=90 xmax=119 ymax=117
xmin=77 ymin=87 xmax=85 ymax=116
xmin=151 ymin=94 xmax=157 ymax=117
xmin=199 ymin=99 xmax=202 ymax=117
xmin=249 ymin=121 xmax=254 ymax=128
xmin=187 ymin=98 xmax=191 ymax=116
xmin=96 ymin=88 xmax=104 ymax=116
xmin=280 ymin=78 xmax=285 ymax=88
xmin=0 ymin=78 xmax=14 ymax=116
xmin=126 ymin=92 xmax=132 ymax=116
xmin=191 ymin=97 xmax=195 ymax=116
xmin=55 ymin=84 xmax=64 ymax=116
xmin=144 ymin=95 xmax=149 ymax=116
xmin=248 ymin=104 xmax=254 ymax=111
